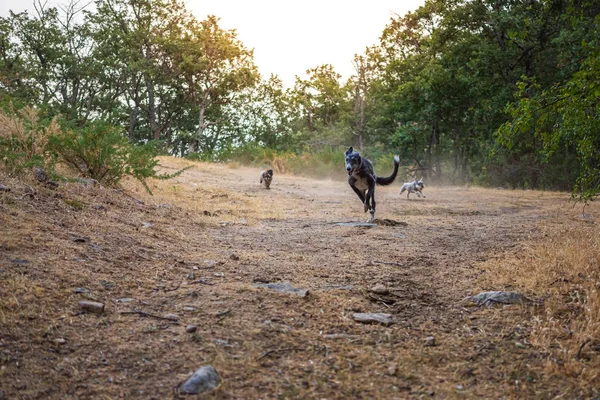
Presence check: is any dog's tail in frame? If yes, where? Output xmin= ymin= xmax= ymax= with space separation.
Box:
xmin=376 ymin=155 xmax=400 ymax=186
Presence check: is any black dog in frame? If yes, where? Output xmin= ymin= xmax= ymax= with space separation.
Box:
xmin=260 ymin=169 xmax=273 ymax=189
xmin=344 ymin=147 xmax=400 ymax=222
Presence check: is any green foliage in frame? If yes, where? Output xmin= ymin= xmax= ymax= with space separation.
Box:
xmin=48 ymin=121 xmax=190 ymax=193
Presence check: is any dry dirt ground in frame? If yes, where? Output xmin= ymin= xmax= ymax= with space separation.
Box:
xmin=1 ymin=158 xmax=598 ymax=399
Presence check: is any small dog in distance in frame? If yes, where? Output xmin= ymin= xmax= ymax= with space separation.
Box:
xmin=260 ymin=169 xmax=273 ymax=189
xmin=399 ymin=177 xmax=426 ymax=199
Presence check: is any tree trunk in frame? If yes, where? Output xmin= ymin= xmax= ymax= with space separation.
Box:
xmin=145 ymin=75 xmax=160 ymax=141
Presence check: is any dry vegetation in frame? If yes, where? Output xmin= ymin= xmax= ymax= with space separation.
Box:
xmin=1 ymin=156 xmax=599 ymax=399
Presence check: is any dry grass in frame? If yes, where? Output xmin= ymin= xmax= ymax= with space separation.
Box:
xmin=1 ymin=156 xmax=599 ymax=399
xmin=0 ymin=106 xmax=60 ymax=170
xmin=478 ymin=214 xmax=600 ymax=393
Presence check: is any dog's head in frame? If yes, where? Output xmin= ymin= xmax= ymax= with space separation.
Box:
xmin=344 ymin=147 xmax=362 ymax=176
xmin=263 ymin=169 xmax=273 ymax=182
xmin=416 ymin=177 xmax=424 ymax=189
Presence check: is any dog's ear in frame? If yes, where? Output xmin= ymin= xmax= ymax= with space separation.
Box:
xmin=345 ymin=147 xmax=353 ymax=155
xmin=267 ymin=169 xmax=273 ymax=174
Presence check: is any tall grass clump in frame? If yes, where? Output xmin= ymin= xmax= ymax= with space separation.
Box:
xmin=0 ymin=105 xmax=59 ymax=173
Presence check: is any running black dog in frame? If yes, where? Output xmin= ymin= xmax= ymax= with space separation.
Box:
xmin=344 ymin=147 xmax=400 ymax=222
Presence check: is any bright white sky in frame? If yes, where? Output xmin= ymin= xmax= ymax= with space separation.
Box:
xmin=1 ymin=0 xmax=425 ymax=87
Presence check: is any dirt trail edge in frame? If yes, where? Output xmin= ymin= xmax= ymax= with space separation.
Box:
xmin=0 ymin=159 xmax=583 ymax=399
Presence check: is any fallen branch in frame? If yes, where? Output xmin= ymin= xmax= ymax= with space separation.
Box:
xmin=189 ymin=279 xmax=214 ymax=286
xmin=120 ymin=309 xmax=179 ymax=323
xmin=116 ymin=189 xmax=144 ymax=205
xmin=216 ymin=309 xmax=231 ymax=319
xmin=576 ymin=339 xmax=591 ymax=361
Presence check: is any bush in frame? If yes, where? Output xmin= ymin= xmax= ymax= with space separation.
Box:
xmin=0 ymin=106 xmax=59 ymax=173
xmin=48 ymin=121 xmax=190 ymax=193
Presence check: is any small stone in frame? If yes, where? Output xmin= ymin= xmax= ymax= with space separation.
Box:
xmin=253 ymin=282 xmax=309 ymax=297
xmin=468 ymin=291 xmax=526 ymax=306
xmin=323 ymin=333 xmax=358 ymax=340
xmin=230 ymin=254 xmax=240 ymax=261
xmin=0 ymin=183 xmax=10 ymax=192
xmin=164 ymin=314 xmax=179 ymax=321
xmin=515 ymin=342 xmax=526 ymax=349
xmin=141 ymin=222 xmax=153 ymax=228
xmin=369 ymin=284 xmax=389 ymax=295
xmin=74 ymin=287 xmax=90 ymax=294
xmin=54 ymin=338 xmax=66 ymax=345
xmin=353 ymin=313 xmax=394 ymax=326
xmin=456 ymin=384 xmax=464 ymax=390
xmin=179 ymin=365 xmax=221 ymax=394
xmin=387 ymin=364 xmax=398 ymax=376
xmin=183 ymin=306 xmax=197 ymax=312
xmin=79 ymin=301 xmax=105 ymax=315
xmin=423 ymin=336 xmax=436 ymax=347
xmin=213 ymin=273 xmax=224 ymax=277
xmin=187 ymin=273 xmax=196 ymax=280
xmin=113 ymin=298 xmax=134 ymax=303
xmin=186 ymin=325 xmax=198 ymax=333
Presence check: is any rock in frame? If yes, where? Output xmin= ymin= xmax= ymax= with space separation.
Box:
xmin=11 ymin=259 xmax=29 ymax=265
xmin=467 ymin=291 xmax=526 ymax=306
xmin=202 ymin=260 xmax=219 ymax=268
xmin=253 ymin=282 xmax=309 ymax=297
xmin=229 ymin=254 xmax=240 ymax=261
xmin=322 ymin=284 xmax=354 ymax=291
xmin=423 ymin=336 xmax=436 ymax=346
xmin=183 ymin=306 xmax=196 ymax=312
xmin=392 ymin=232 xmax=407 ymax=239
xmin=387 ymin=364 xmax=398 ymax=376
xmin=178 ymin=365 xmax=221 ymax=395
xmin=0 ymin=183 xmax=10 ymax=192
xmin=187 ymin=273 xmax=196 ymax=280
xmin=353 ymin=313 xmax=395 ymax=326
xmin=79 ymin=301 xmax=105 ymax=315
xmin=54 ymin=338 xmax=66 ymax=345
xmin=515 ymin=342 xmax=526 ymax=349
xmin=323 ymin=333 xmax=358 ymax=340
xmin=74 ymin=178 xmax=98 ymax=186
xmin=334 ymin=222 xmax=377 ymax=228
xmin=34 ymin=167 xmax=49 ymax=182
xmin=33 ymin=167 xmax=58 ymax=188
xmin=369 ymin=284 xmax=389 ymax=295
xmin=186 ymin=325 xmax=198 ymax=333
xmin=113 ymin=298 xmax=134 ymax=303
xmin=164 ymin=314 xmax=179 ymax=321
xmin=74 ymin=287 xmax=90 ymax=294
xmin=141 ymin=222 xmax=153 ymax=228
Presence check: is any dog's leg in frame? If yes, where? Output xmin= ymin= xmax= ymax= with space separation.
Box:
xmin=366 ymin=181 xmax=376 ymax=222
xmin=350 ymin=185 xmax=366 ymax=205
xmin=399 ymin=186 xmax=406 ymax=196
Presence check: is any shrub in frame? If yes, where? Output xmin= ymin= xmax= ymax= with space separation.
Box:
xmin=0 ymin=106 xmax=59 ymax=173
xmin=48 ymin=121 xmax=190 ymax=193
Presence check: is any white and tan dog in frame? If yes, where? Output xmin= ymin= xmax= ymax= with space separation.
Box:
xmin=399 ymin=177 xmax=426 ymax=199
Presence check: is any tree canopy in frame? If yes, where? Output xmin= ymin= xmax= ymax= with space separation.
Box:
xmin=1 ymin=0 xmax=598 ymax=199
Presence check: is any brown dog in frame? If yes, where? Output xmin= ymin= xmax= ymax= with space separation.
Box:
xmin=260 ymin=169 xmax=273 ymax=189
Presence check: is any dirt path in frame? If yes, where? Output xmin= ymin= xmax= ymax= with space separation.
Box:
xmin=0 ymin=160 xmax=577 ymax=398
